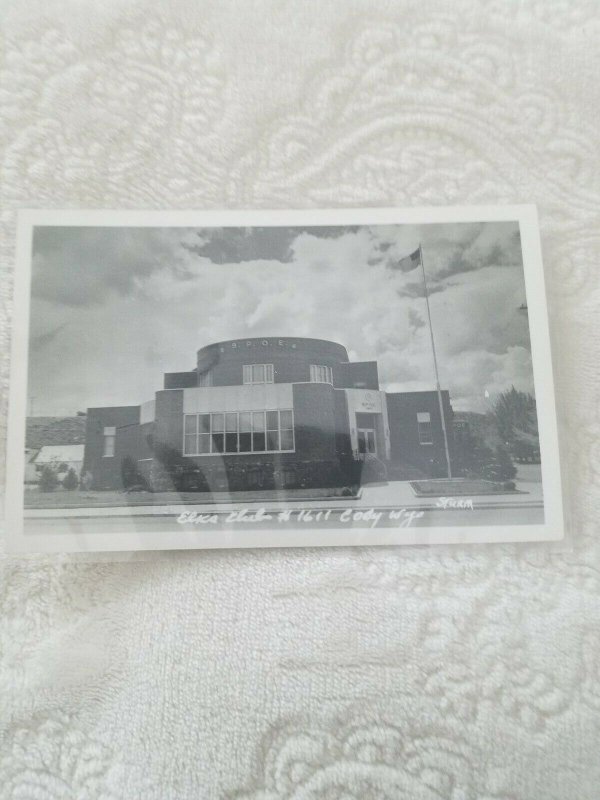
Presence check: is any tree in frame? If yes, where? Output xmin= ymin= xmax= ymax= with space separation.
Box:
xmin=455 ymin=422 xmax=517 ymax=482
xmin=493 ymin=387 xmax=538 ymax=444
xmin=63 ymin=467 xmax=79 ymax=490
xmin=39 ymin=465 xmax=58 ymax=492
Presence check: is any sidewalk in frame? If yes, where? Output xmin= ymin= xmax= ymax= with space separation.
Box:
xmin=25 ymin=474 xmax=543 ymax=519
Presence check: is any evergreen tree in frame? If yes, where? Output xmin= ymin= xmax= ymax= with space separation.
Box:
xmin=481 ymin=445 xmax=517 ymax=482
xmin=457 ymin=425 xmax=494 ymax=477
xmin=63 ymin=467 xmax=79 ymax=490
xmin=493 ymin=386 xmax=538 ymax=444
xmin=39 ymin=465 xmax=58 ymax=492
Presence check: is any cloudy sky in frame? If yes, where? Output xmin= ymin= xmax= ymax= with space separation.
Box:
xmin=28 ymin=221 xmax=533 ymax=415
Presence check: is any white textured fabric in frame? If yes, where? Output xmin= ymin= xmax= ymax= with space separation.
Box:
xmin=1 ymin=1 xmax=600 ymax=797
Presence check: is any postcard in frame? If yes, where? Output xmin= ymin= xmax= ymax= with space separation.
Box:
xmin=5 ymin=206 xmax=563 ymax=552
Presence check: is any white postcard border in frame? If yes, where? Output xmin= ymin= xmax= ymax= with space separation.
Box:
xmin=4 ymin=205 xmax=564 ymax=552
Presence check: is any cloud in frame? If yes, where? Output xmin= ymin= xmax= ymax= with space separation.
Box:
xmin=27 ymin=221 xmax=534 ymax=415
xmin=182 ymin=225 xmax=360 ymax=264
xmin=436 ymin=223 xmax=522 ymax=279
xmin=30 ymin=323 xmax=66 ymax=351
xmin=365 ymin=221 xmax=522 ymax=282
xmin=31 ymin=227 xmax=200 ymax=306
xmin=398 ymin=281 xmax=446 ymax=299
xmin=408 ymin=308 xmax=425 ymax=332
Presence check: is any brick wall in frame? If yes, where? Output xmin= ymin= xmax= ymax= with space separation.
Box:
xmin=164 ymin=371 xmax=197 ymax=389
xmin=165 ymin=341 xmax=381 ymax=391
xmin=143 ymin=380 xmax=350 ymax=491
xmin=334 ymin=361 xmax=379 ymax=390
xmin=83 ymin=406 xmax=140 ymax=489
xmin=386 ymin=390 xmax=454 ymax=478
xmin=292 ymin=382 xmax=338 ymax=460
xmin=333 ymin=389 xmax=352 ymax=459
xmin=116 ymin=420 xmax=154 ymax=481
xmin=153 ymin=390 xmax=184 ymax=452
xmin=195 ymin=338 xmax=349 ymax=387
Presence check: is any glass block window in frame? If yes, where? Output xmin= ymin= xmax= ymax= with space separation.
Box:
xmin=242 ymin=364 xmax=274 ymax=384
xmin=310 ymin=364 xmax=333 ymax=384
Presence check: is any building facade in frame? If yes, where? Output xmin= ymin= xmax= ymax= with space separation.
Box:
xmin=83 ymin=337 xmax=455 ymax=491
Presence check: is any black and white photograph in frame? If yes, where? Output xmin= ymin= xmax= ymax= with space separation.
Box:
xmin=6 ymin=206 xmax=563 ymax=552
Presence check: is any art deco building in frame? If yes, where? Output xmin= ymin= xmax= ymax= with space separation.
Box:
xmin=83 ymin=337 xmax=454 ymax=491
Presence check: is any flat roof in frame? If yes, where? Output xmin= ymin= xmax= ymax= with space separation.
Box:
xmin=33 ymin=444 xmax=85 ymax=463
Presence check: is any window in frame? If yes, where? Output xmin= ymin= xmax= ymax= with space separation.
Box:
xmin=417 ymin=412 xmax=433 ymax=445
xmin=243 ymin=364 xmax=274 ymax=384
xmin=225 ymin=412 xmax=238 ymax=453
xmin=252 ymin=411 xmax=266 ymax=452
xmin=184 ymin=415 xmax=197 ymax=455
xmin=279 ymin=409 xmax=294 ymax=451
xmin=198 ymin=370 xmax=213 ymax=387
xmin=211 ymin=413 xmax=224 ymax=453
xmin=239 ymin=411 xmax=252 ymax=452
xmin=266 ymin=410 xmax=279 ymax=451
xmin=198 ymin=414 xmax=211 ymax=453
xmin=310 ymin=364 xmax=333 ymax=384
xmin=183 ymin=410 xmax=294 ymax=455
xmin=103 ymin=426 xmax=116 ymax=457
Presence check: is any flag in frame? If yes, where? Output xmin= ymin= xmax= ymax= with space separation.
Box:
xmin=392 ymin=247 xmax=421 ymax=272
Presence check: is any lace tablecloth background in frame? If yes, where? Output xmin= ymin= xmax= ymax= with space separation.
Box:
xmin=1 ymin=1 xmax=599 ymax=798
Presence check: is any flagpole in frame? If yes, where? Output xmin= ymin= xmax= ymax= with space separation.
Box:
xmin=419 ymin=243 xmax=452 ymax=479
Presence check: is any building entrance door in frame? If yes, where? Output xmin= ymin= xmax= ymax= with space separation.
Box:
xmin=357 ymin=428 xmax=377 ymax=456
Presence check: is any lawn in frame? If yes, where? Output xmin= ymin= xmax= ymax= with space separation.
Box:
xmin=24 ymin=485 xmax=359 ymax=509
xmin=410 ymin=478 xmax=522 ymax=497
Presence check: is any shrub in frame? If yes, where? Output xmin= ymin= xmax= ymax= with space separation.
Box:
xmin=39 ymin=465 xmax=58 ymax=492
xmin=120 ymin=456 xmax=140 ymax=489
xmin=63 ymin=467 xmax=79 ymax=490
xmin=481 ymin=446 xmax=517 ymax=482
xmin=463 ymin=439 xmax=495 ymax=480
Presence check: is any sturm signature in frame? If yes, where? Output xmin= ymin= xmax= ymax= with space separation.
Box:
xmin=435 ymin=496 xmax=474 ymax=511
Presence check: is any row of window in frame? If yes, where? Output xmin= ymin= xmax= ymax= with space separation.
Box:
xmin=183 ymin=409 xmax=295 ymax=455
xmin=102 ymin=410 xmax=433 ymax=457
